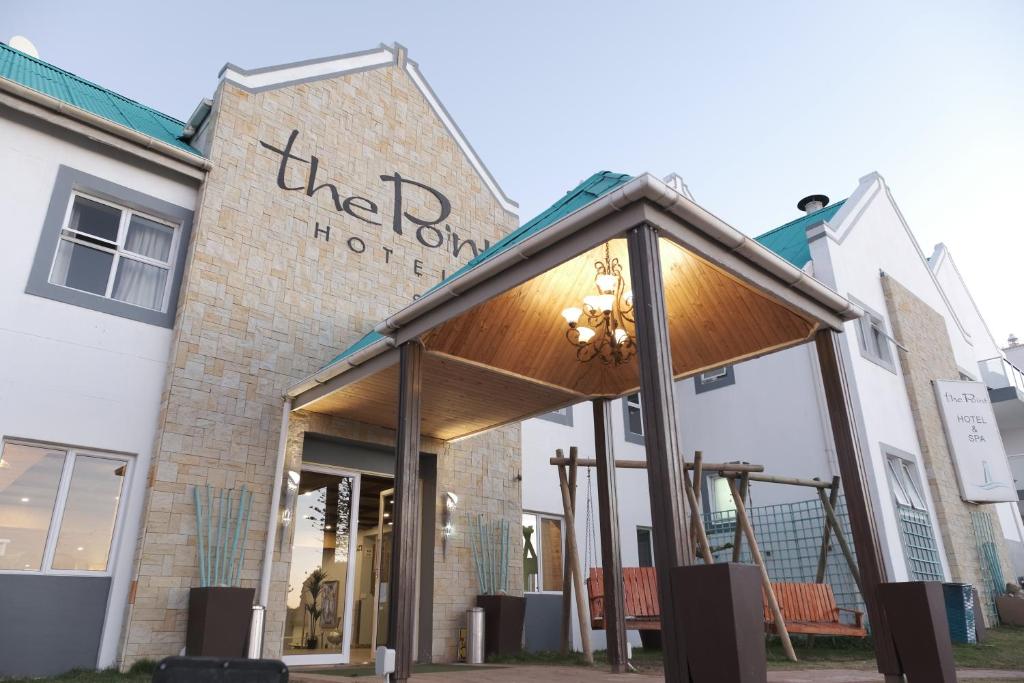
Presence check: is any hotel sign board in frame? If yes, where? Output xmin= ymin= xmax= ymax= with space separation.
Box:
xmin=934 ymin=379 xmax=1017 ymax=503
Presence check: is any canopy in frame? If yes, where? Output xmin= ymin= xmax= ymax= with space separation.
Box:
xmin=287 ymin=173 xmax=861 ymax=441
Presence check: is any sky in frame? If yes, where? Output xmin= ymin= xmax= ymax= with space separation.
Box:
xmin=3 ymin=1 xmax=1022 ymax=345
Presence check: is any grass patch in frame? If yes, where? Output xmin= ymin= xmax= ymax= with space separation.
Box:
xmin=953 ymin=625 xmax=1024 ymax=670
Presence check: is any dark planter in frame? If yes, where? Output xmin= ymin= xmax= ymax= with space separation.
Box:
xmin=671 ymin=562 xmax=766 ymax=683
xmin=878 ymin=581 xmax=956 ymax=683
xmin=186 ymin=587 xmax=255 ymax=657
xmin=476 ymin=594 xmax=525 ymax=658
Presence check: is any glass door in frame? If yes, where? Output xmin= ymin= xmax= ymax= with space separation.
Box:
xmin=370 ymin=488 xmax=394 ymax=652
xmin=282 ymin=467 xmax=361 ymax=665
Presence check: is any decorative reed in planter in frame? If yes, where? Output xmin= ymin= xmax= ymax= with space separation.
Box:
xmin=469 ymin=514 xmax=524 ymax=658
xmin=187 ymin=484 xmax=254 ymax=657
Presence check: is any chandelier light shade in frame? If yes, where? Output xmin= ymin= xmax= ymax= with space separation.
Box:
xmin=561 ymin=243 xmax=637 ymax=365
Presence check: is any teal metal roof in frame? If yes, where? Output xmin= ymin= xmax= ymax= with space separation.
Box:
xmin=0 ymin=42 xmax=202 ymax=156
xmin=323 ymin=171 xmax=633 ymax=369
xmin=755 ymin=200 xmax=846 ymax=268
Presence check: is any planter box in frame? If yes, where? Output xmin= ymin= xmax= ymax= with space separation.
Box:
xmin=476 ymin=594 xmax=525 ymax=659
xmin=186 ymin=587 xmax=255 ymax=657
xmin=878 ymin=581 xmax=956 ymax=683
xmin=671 ymin=563 xmax=766 ymax=683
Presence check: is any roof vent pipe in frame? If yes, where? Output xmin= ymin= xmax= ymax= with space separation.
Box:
xmin=797 ymin=194 xmax=830 ymax=214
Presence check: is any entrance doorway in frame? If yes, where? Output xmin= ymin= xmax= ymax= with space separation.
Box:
xmin=282 ymin=467 xmax=394 ymax=666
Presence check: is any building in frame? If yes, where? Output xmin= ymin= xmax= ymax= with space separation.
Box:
xmin=0 ymin=41 xmax=521 ymax=676
xmin=521 ymin=172 xmax=1024 ymax=650
xmin=1 ymin=37 xmax=1020 ymax=679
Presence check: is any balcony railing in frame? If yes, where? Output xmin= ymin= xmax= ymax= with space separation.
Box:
xmin=980 ymin=356 xmax=1024 ymax=395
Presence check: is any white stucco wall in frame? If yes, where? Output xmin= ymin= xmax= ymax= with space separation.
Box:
xmin=0 ymin=114 xmax=198 ymax=668
xmin=520 ymin=400 xmax=653 ymax=651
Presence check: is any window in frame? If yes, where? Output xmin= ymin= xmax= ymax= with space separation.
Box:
xmin=636 ymin=527 xmax=654 ymax=568
xmin=26 ymin=166 xmax=194 ymax=328
xmin=537 ymin=405 xmax=573 ymax=427
xmin=695 ymin=365 xmax=736 ymax=394
xmin=0 ymin=442 xmax=129 ymax=573
xmin=849 ymin=297 xmax=897 ymax=372
xmin=50 ymin=194 xmax=177 ymax=311
xmin=623 ymin=393 xmax=644 ymax=444
xmin=886 ymin=455 xmax=926 ymax=511
xmin=522 ymin=512 xmax=563 ymax=592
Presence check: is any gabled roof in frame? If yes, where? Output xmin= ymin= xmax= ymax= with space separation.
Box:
xmin=0 ymin=42 xmax=201 ymax=156
xmin=322 ymin=171 xmax=633 ymax=370
xmin=755 ymin=200 xmax=846 ymax=268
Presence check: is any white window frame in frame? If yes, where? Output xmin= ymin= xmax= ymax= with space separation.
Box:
xmin=849 ymin=296 xmax=898 ymax=373
xmin=885 ymin=452 xmax=927 ymax=511
xmin=0 ymin=440 xmax=132 ymax=577
xmin=636 ymin=526 xmax=654 ymax=568
xmin=623 ymin=393 xmax=644 ymax=444
xmin=522 ymin=510 xmax=565 ymax=594
xmin=48 ymin=191 xmax=181 ymax=313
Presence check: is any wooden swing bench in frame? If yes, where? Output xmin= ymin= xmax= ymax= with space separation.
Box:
xmin=587 ymin=567 xmax=661 ymax=631
xmin=588 ymin=568 xmax=866 ymax=639
xmin=764 ymin=582 xmax=866 ymax=638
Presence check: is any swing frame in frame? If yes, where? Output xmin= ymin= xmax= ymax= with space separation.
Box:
xmin=551 ymin=450 xmax=865 ymax=663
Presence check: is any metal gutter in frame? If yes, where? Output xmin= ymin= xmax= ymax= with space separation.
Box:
xmin=287 ymin=173 xmax=864 ymax=399
xmin=0 ymin=76 xmax=212 ymax=176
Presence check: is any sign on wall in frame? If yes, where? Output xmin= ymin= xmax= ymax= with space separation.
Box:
xmin=934 ymin=379 xmax=1017 ymax=503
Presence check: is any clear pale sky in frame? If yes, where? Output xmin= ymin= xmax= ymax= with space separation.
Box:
xmin=4 ymin=1 xmax=1022 ymax=345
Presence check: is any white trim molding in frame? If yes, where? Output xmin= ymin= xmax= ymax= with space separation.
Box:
xmin=218 ymin=43 xmax=518 ymax=215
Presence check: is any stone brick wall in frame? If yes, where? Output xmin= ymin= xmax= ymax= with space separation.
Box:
xmin=882 ymin=274 xmax=1015 ymax=623
xmin=120 ymin=53 xmax=520 ymax=665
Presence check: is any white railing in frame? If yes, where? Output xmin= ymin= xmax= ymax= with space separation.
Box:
xmin=979 ymin=356 xmax=1024 ymax=395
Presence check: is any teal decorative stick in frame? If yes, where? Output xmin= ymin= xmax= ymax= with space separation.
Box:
xmin=233 ymin=487 xmax=251 ymax=586
xmin=193 ymin=485 xmax=207 ymax=587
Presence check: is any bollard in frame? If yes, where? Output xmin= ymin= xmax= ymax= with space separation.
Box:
xmin=247 ymin=605 xmax=266 ymax=659
xmin=466 ymin=607 xmax=485 ymax=664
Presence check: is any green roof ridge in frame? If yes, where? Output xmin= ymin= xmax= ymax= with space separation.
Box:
xmin=754 ymin=199 xmax=846 ymax=268
xmin=0 ymin=42 xmax=201 ymax=156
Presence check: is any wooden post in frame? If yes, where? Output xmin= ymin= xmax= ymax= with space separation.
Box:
xmin=682 ymin=463 xmax=714 ymax=564
xmin=728 ymin=477 xmax=797 ymax=663
xmin=690 ymin=451 xmax=704 ymax=557
xmin=815 ymin=329 xmax=901 ymax=676
xmin=815 ymin=476 xmax=842 ymax=583
xmin=389 ymin=341 xmax=423 ymax=683
xmin=627 ymin=223 xmax=692 ymax=683
xmin=731 ymin=473 xmax=749 ymax=563
xmin=558 ymin=447 xmax=577 ymax=655
xmin=558 ymin=465 xmax=594 ymax=664
xmin=593 ymin=399 xmax=628 ymax=672
xmin=817 ymin=486 xmax=863 ymax=593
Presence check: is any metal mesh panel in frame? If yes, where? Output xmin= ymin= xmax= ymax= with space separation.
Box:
xmin=895 ymin=505 xmax=944 ymax=582
xmin=971 ymin=510 xmax=1006 ymax=624
xmin=703 ymin=496 xmax=864 ymax=614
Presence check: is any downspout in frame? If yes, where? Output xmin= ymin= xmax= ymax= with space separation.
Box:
xmin=251 ymin=397 xmax=292 ymax=657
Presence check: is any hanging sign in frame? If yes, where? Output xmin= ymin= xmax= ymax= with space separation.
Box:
xmin=934 ymin=379 xmax=1017 ymax=503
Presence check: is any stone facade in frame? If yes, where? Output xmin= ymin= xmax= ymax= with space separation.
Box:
xmin=881 ymin=274 xmax=1015 ymax=622
xmin=120 ymin=52 xmax=520 ymax=665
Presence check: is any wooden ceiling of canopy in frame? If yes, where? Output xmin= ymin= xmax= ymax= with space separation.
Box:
xmin=301 ymin=352 xmax=581 ymax=441
xmin=421 ymin=238 xmax=819 ymax=397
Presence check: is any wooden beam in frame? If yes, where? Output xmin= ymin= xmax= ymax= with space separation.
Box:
xmin=627 ymin=222 xmax=691 ymax=683
xmin=814 ymin=329 xmax=901 ymax=676
xmin=389 ymin=341 xmax=423 ymax=682
xmin=690 ymin=452 xmax=705 ymax=558
xmin=731 ymin=473 xmax=749 ymax=564
xmin=548 ymin=457 xmax=763 ymax=473
xmin=728 ymin=477 xmax=796 ymax=662
xmin=593 ymin=399 xmax=628 ymax=672
xmin=817 ymin=486 xmax=863 ymax=593
xmin=558 ymin=463 xmax=593 ymax=664
xmin=815 ymin=476 xmax=842 ymax=583
xmin=559 ymin=448 xmax=577 ymax=655
xmin=731 ymin=472 xmax=835 ymax=488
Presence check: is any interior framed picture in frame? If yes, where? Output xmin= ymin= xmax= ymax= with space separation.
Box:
xmin=321 ymin=580 xmax=340 ymax=629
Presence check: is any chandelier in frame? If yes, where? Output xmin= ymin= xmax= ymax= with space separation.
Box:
xmin=560 ymin=243 xmax=637 ymax=365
